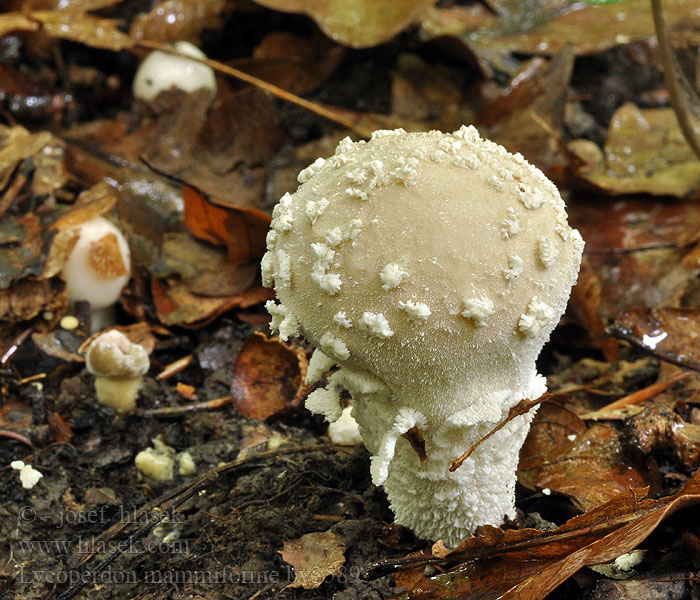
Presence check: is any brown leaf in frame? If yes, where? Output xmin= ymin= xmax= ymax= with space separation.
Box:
xmin=0 ymin=125 xmax=53 ymax=190
xmin=50 ymin=181 xmax=118 ymax=230
xmin=0 ymin=214 xmax=49 ymax=289
xmin=231 ymin=331 xmax=306 ymax=420
xmin=568 ymin=104 xmax=700 ymax=197
xmin=0 ymin=278 xmax=66 ymax=324
xmin=280 ymin=530 xmax=347 ymax=589
xmin=151 ymin=276 xmax=271 ymax=328
xmin=129 ymin=0 xmax=229 ymax=44
xmin=420 ymin=0 xmax=696 ymax=75
xmin=483 ymin=47 xmax=574 ymax=171
xmin=569 ymin=257 xmax=619 ymax=361
xmin=31 ymin=10 xmax=133 ymax=51
xmin=518 ymin=402 xmax=655 ymax=511
xmin=608 ymin=308 xmax=700 ymax=371
xmin=624 ymin=404 xmax=700 ymax=469
xmin=140 ymin=85 xmax=285 ymax=212
xmin=232 ymin=32 xmax=343 ymax=96
xmin=390 ymin=469 xmax=700 ymax=600
xmin=46 ymin=411 xmax=74 ymax=443
xmin=0 ymin=401 xmax=33 ymax=430
xmin=569 ymin=199 xmax=700 ymax=321
xmin=254 ymin=0 xmax=438 ymax=48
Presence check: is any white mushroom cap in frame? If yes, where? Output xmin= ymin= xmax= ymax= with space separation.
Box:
xmin=133 ymin=41 xmax=217 ymax=102
xmin=262 ymin=126 xmax=584 ymax=546
xmin=264 ymin=127 xmax=583 ymax=422
xmin=62 ymin=216 xmax=131 ymax=312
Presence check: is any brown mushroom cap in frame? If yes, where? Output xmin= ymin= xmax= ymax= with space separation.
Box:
xmin=85 ymin=330 xmax=149 ymax=379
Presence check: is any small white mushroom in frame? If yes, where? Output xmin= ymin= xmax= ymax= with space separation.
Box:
xmin=85 ymin=330 xmax=149 ymax=414
xmin=10 ymin=460 xmax=43 ymax=489
xmin=133 ymin=41 xmax=217 ymax=102
xmin=61 ymin=216 xmax=131 ymax=332
xmin=262 ymin=126 xmax=584 ymax=547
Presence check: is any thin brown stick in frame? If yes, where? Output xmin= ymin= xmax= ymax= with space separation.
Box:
xmin=449 ymin=393 xmax=551 ymax=472
xmin=134 ymin=40 xmax=374 ymax=140
xmin=140 ymin=395 xmax=232 ymax=416
xmin=651 ymin=0 xmax=700 ymax=160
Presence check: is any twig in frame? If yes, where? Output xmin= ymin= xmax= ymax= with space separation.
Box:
xmin=155 ymin=354 xmax=193 ymax=380
xmin=140 ymin=395 xmax=232 ymax=416
xmin=134 ymin=40 xmax=374 ymax=140
xmin=651 ymin=0 xmax=700 ymax=160
xmin=449 ymin=393 xmax=552 ymax=472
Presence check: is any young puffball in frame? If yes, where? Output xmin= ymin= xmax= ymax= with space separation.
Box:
xmin=262 ymin=127 xmax=584 ymax=547
xmin=85 ymin=330 xmax=149 ymax=414
xmin=61 ymin=216 xmax=131 ymax=332
xmin=133 ymin=41 xmax=217 ymax=102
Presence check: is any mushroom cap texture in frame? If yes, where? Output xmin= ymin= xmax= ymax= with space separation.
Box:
xmin=133 ymin=41 xmax=217 ymax=101
xmin=62 ymin=216 xmax=131 ymax=310
xmin=263 ymin=127 xmax=584 ymax=420
xmin=85 ymin=330 xmax=149 ymax=378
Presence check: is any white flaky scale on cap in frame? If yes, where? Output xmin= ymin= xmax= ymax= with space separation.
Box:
xmin=261 ymin=126 xmax=584 ymax=547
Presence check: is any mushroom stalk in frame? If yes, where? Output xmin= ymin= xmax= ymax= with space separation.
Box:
xmin=262 ymin=127 xmax=583 ymax=547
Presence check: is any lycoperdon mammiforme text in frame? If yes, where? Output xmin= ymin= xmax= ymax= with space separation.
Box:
xmin=262 ymin=126 xmax=584 ymax=547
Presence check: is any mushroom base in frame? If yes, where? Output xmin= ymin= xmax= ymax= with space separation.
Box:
xmin=345 ymin=371 xmax=546 ymax=548
xmin=95 ymin=376 xmax=141 ymax=414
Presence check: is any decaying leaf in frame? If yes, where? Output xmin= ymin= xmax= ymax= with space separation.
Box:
xmin=0 ymin=125 xmax=54 ymax=190
xmin=419 ymin=0 xmax=697 ymax=75
xmin=140 ymin=86 xmax=285 ymax=211
xmin=233 ymin=32 xmax=344 ymax=96
xmin=280 ymin=530 xmax=347 ymax=589
xmin=0 ymin=278 xmax=66 ymax=324
xmin=624 ymin=404 xmax=700 ymax=470
xmin=129 ymin=0 xmax=230 ymax=44
xmin=151 ymin=276 xmax=271 ymax=328
xmin=568 ymin=104 xmax=700 ymax=197
xmin=384 ymin=468 xmax=700 ymax=600
xmin=518 ymin=402 xmax=655 ymax=510
xmin=608 ymin=308 xmax=700 ymax=371
xmin=0 ymin=213 xmax=50 ymax=289
xmin=254 ymin=0 xmax=438 ymax=48
xmin=231 ymin=331 xmax=307 ymax=420
xmin=569 ymin=199 xmax=700 ymax=321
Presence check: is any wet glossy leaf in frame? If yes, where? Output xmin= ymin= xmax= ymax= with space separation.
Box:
xmin=518 ymin=402 xmax=655 ymax=510
xmin=569 ymin=198 xmax=700 ymax=321
xmin=568 ymin=104 xmax=700 ymax=197
xmin=608 ymin=308 xmax=700 ymax=371
xmin=129 ymin=0 xmax=229 ymax=44
xmin=253 ymin=0 xmax=438 ymax=48
xmin=231 ymin=331 xmax=307 ymax=420
xmin=280 ymin=530 xmax=347 ymax=589
xmin=420 ymin=0 xmax=696 ymax=75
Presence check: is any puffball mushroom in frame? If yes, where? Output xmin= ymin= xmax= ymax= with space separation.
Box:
xmin=85 ymin=329 xmax=149 ymax=414
xmin=61 ymin=216 xmax=131 ymax=332
xmin=133 ymin=41 xmax=217 ymax=102
xmin=262 ymin=126 xmax=584 ymax=547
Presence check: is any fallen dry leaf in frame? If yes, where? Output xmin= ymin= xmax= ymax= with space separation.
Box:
xmin=0 ymin=278 xmax=66 ymax=324
xmin=0 ymin=125 xmax=53 ymax=190
xmin=254 ymin=0 xmax=438 ymax=48
xmin=231 ymin=331 xmax=307 ymax=420
xmin=568 ymin=104 xmax=700 ymax=197
xmin=608 ymin=308 xmax=700 ymax=371
xmin=518 ymin=402 xmax=655 ymax=511
xmin=280 ymin=530 xmax=347 ymax=589
xmin=0 ymin=213 xmax=49 ymax=289
xmin=386 ymin=468 xmax=700 ymax=600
